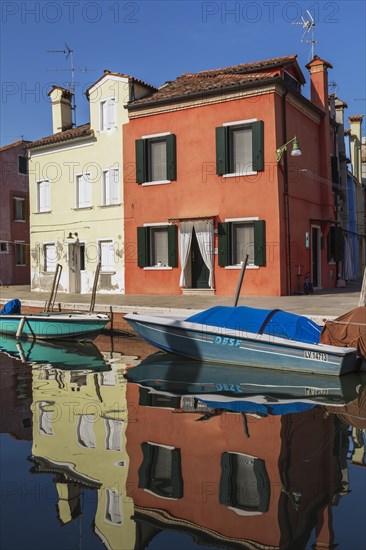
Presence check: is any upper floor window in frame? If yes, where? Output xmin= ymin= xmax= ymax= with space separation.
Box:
xmin=76 ymin=173 xmax=92 ymax=209
xmin=13 ymin=197 xmax=26 ymax=221
xmin=136 ymin=133 xmax=176 ymax=184
xmin=216 ymin=120 xmax=264 ymax=176
xmin=100 ymin=98 xmax=116 ymax=131
xmin=218 ymin=219 xmax=266 ymax=267
xmin=102 ymin=168 xmax=120 ymax=205
xmin=37 ymin=180 xmax=50 ymax=213
xmin=18 ymin=155 xmax=28 ymax=175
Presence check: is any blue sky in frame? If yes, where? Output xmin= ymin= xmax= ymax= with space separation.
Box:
xmin=1 ymin=0 xmax=365 ymax=145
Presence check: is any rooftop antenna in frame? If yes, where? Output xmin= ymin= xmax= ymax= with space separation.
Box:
xmin=46 ymin=45 xmax=94 ymax=127
xmin=292 ymin=10 xmax=317 ymax=61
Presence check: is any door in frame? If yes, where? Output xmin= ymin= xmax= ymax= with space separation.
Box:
xmin=69 ymin=243 xmax=84 ymax=293
xmin=191 ymin=228 xmax=209 ymax=289
xmin=311 ymin=226 xmax=321 ymax=288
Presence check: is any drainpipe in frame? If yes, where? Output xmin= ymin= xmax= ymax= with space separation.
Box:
xmin=281 ymin=89 xmax=292 ymax=295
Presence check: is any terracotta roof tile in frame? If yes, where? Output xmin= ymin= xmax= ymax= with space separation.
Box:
xmin=129 ymin=55 xmax=304 ymax=107
xmin=26 ymin=123 xmax=93 ymax=149
xmin=0 ymin=139 xmax=31 ymax=152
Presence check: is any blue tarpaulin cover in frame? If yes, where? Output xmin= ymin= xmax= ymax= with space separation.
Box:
xmin=0 ymin=299 xmax=21 ymax=315
xmin=197 ymin=397 xmax=315 ymax=416
xmin=187 ymin=306 xmax=321 ymax=344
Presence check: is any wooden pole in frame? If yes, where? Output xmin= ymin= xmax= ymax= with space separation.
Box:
xmin=89 ymin=261 xmax=101 ymax=312
xmin=44 ymin=264 xmax=62 ymax=312
xmin=359 ymin=267 xmax=366 ymax=307
xmin=233 ymin=255 xmax=249 ymax=307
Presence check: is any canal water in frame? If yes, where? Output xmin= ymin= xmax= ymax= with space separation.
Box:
xmin=0 ymin=333 xmax=365 ymax=550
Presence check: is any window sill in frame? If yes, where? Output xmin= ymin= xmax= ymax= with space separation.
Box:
xmin=143 ymin=266 xmax=173 ymax=271
xmin=142 ymin=180 xmax=171 ymax=187
xmin=223 ymin=171 xmax=257 ymax=178
xmin=14 ymin=219 xmax=26 ymax=223
xmin=73 ymin=206 xmax=93 ymax=210
xmin=16 ymin=264 xmax=27 ymax=267
xmin=98 ymin=127 xmax=117 ymax=134
xmin=100 ymin=271 xmax=116 ymax=275
xmin=225 ymin=264 xmax=259 ymax=270
xmin=35 ymin=210 xmax=52 ymax=214
xmin=99 ymin=203 xmax=122 ymax=208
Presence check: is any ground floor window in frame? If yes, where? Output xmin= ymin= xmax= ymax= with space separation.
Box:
xmin=0 ymin=241 xmax=9 ymax=253
xmin=218 ymin=219 xmax=266 ymax=267
xmin=99 ymin=240 xmax=115 ymax=272
xmin=15 ymin=242 xmax=27 ymax=265
xmin=137 ymin=225 xmax=177 ymax=268
xmin=138 ymin=442 xmax=183 ymax=499
xmin=43 ymin=243 xmax=57 ymax=272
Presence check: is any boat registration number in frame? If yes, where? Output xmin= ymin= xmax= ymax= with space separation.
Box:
xmin=214 ymin=336 xmax=241 ymax=347
xmin=304 ymin=350 xmax=328 ymax=362
xmin=305 ymin=387 xmax=329 ymax=396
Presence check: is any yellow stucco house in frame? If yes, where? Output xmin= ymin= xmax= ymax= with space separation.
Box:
xmin=27 ymin=72 xmax=155 ymax=293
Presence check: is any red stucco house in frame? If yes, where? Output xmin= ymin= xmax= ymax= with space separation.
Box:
xmin=123 ymin=55 xmax=340 ymax=296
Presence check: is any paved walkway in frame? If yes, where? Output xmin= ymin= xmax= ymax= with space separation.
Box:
xmin=0 ymin=282 xmax=361 ymax=320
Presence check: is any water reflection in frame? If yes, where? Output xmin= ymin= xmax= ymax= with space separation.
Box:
xmin=0 ymin=343 xmax=365 ymax=550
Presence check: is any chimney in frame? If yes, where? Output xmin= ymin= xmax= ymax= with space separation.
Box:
xmin=334 ymin=97 xmax=348 ymax=156
xmin=306 ymin=56 xmax=333 ymax=112
xmin=348 ymin=114 xmax=363 ymax=181
xmin=48 ymin=86 xmax=73 ymax=133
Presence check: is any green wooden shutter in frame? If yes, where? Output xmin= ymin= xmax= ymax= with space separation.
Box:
xmin=253 ymin=459 xmax=270 ymax=512
xmin=218 ymin=222 xmax=230 ymax=266
xmin=252 ymin=121 xmax=264 ymax=172
xmin=216 ymin=127 xmax=228 ymax=175
xmin=138 ymin=442 xmax=153 ymax=488
xmin=219 ymin=452 xmax=234 ymax=505
xmin=137 ymin=226 xmax=149 ymax=267
xmin=334 ymin=226 xmax=343 ymax=262
xmin=136 ymin=139 xmax=146 ymax=184
xmin=166 ymin=134 xmax=177 ymax=181
xmin=171 ymin=448 xmax=183 ymax=499
xmin=254 ymin=220 xmax=266 ymax=266
xmin=168 ymin=224 xmax=178 ymax=267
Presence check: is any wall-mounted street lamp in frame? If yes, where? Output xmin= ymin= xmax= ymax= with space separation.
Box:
xmin=66 ymin=232 xmax=79 ymax=241
xmin=276 ymin=136 xmax=302 ymax=162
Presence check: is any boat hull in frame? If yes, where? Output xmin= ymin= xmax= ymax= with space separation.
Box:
xmin=125 ymin=315 xmax=358 ymax=376
xmin=0 ymin=313 xmax=109 ymax=341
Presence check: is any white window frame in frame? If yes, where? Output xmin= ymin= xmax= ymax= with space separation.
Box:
xmin=75 ymin=172 xmax=92 ymax=209
xmin=37 ymin=180 xmax=51 ymax=213
xmin=224 ymin=217 xmax=259 ymax=270
xmin=43 ymin=242 xmax=57 ymax=273
xmin=222 ymin=118 xmax=257 ymax=178
xmin=142 ymin=222 xmax=173 ymax=270
xmin=77 ymin=415 xmax=96 ymax=449
xmin=105 ymin=488 xmax=122 ymax=525
xmin=97 ymin=238 xmax=115 ymax=273
xmin=102 ymin=167 xmax=120 ymax=206
xmin=100 ymin=97 xmax=116 ymax=132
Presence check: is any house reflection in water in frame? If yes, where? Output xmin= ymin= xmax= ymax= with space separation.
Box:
xmin=30 ymin=355 xmax=139 ymax=550
xmin=27 ymin=360 xmax=365 ymax=550
xmin=126 ymin=381 xmax=363 ymax=550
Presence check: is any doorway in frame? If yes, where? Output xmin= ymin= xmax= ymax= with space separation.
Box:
xmin=311 ymin=226 xmax=321 ymax=288
xmin=69 ymin=242 xmax=85 ymax=293
xmin=191 ymin=228 xmax=209 ymax=289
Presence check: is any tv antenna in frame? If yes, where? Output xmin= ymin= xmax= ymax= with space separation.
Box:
xmin=292 ymin=10 xmax=317 ymax=61
xmin=46 ymin=44 xmax=94 ymax=127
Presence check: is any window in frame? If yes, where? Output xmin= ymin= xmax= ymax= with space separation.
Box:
xmin=37 ymin=180 xmax=50 ymax=212
xmin=136 ymin=134 xmax=176 ymax=184
xmin=103 ymin=168 xmax=120 ymax=205
xmin=105 ymin=489 xmax=122 ymax=524
xmin=219 ymin=452 xmax=270 ymax=512
xmin=77 ymin=415 xmax=96 ymax=448
xmin=100 ymin=98 xmax=116 ymax=131
xmin=13 ymin=197 xmax=26 ymax=221
xmin=138 ymin=442 xmax=183 ymax=499
xmin=137 ymin=225 xmax=177 ymax=268
xmin=216 ymin=120 xmax=264 ymax=176
xmin=15 ymin=242 xmax=27 ymax=265
xmin=0 ymin=241 xmax=9 ymax=253
xmin=43 ymin=243 xmax=57 ymax=272
xmin=18 ymin=155 xmax=28 ymax=174
xmin=99 ymin=240 xmax=114 ymax=272
xmin=327 ymin=225 xmax=343 ymax=263
xmin=38 ymin=402 xmax=53 ymax=436
xmin=105 ymin=419 xmax=123 ymax=451
xmin=76 ymin=173 xmax=92 ymax=208
xmin=218 ymin=220 xmax=266 ymax=267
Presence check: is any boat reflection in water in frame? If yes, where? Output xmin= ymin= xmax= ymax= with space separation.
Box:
xmin=5 ymin=348 xmax=365 ymax=549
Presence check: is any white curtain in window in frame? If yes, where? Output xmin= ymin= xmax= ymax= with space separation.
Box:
xmin=178 ymin=221 xmax=194 ymax=287
xmin=105 ymin=489 xmax=122 ymax=524
xmin=233 ymin=223 xmax=254 ymax=264
xmin=106 ymin=98 xmax=116 ymax=130
xmin=194 ymin=220 xmax=214 ymax=288
xmin=100 ymin=240 xmax=114 ymax=272
xmin=45 ymin=243 xmax=56 ymax=272
xmin=151 ymin=227 xmax=169 ymax=266
xmin=150 ymin=140 xmax=167 ymax=181
xmin=39 ymin=402 xmax=53 ymax=435
xmin=38 ymin=180 xmax=50 ymax=212
xmin=78 ymin=415 xmax=96 ymax=448
xmin=105 ymin=419 xmax=124 ymax=451
xmin=232 ymin=127 xmax=252 ymax=174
